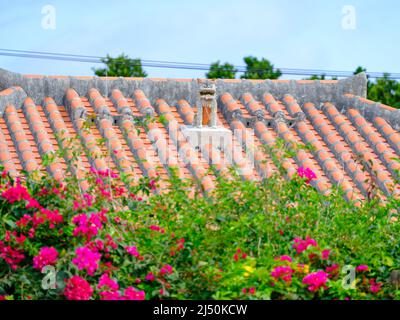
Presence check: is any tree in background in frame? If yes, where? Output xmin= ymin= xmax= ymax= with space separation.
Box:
xmin=354 ymin=66 xmax=372 ymax=91
xmin=353 ymin=66 xmax=367 ymax=76
xmin=304 ymin=74 xmax=338 ymax=80
xmin=307 ymin=74 xmax=326 ymax=80
xmin=354 ymin=66 xmax=400 ymax=108
xmin=93 ymin=54 xmax=147 ymax=77
xmin=368 ymin=74 xmax=400 ymax=108
xmin=92 ymin=53 xmax=399 ymax=109
xmin=240 ymin=56 xmax=282 ymax=80
xmin=206 ymin=61 xmax=237 ymax=79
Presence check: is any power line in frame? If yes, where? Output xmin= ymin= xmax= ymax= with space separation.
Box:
xmin=0 ymin=48 xmax=399 ymax=79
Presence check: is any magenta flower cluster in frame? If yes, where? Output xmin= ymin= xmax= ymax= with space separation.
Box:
xmin=297 ymin=167 xmax=317 ymax=184
xmin=302 ymin=271 xmax=328 ymax=292
xmin=72 ymin=246 xmax=101 ymax=276
xmin=271 ymin=266 xmax=294 ymax=283
xmin=33 ymin=247 xmax=58 ymax=270
xmin=72 ymin=212 xmax=106 ymax=240
xmin=64 ymin=276 xmax=93 ymax=300
xmin=126 ymin=246 xmax=140 ymax=258
xmin=292 ymin=236 xmax=318 ymax=254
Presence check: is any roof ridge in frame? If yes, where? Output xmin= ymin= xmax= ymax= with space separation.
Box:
xmin=338 ymin=93 xmax=400 ymax=131
xmin=0 ymin=67 xmax=368 ymax=108
xmin=0 ymin=86 xmax=27 ymax=116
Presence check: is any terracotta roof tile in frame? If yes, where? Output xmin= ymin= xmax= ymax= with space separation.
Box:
xmin=0 ymin=70 xmax=398 ymax=200
xmin=22 ymin=98 xmax=64 ymax=180
xmin=323 ymin=102 xmax=396 ymax=196
xmin=0 ymin=124 xmax=18 ymax=176
xmin=4 ymin=104 xmax=40 ymax=173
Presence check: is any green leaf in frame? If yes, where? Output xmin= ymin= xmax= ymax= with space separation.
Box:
xmin=384 ymin=256 xmax=394 ymax=267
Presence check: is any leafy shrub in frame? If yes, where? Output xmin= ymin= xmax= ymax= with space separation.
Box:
xmin=0 ymin=137 xmax=399 ymax=300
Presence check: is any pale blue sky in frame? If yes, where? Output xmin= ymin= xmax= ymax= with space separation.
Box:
xmin=0 ymin=0 xmax=399 ymax=78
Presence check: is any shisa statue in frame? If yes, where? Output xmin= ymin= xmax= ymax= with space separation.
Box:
xmin=196 ymin=80 xmax=217 ymax=127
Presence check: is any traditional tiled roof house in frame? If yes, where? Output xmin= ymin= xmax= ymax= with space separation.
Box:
xmin=0 ymin=68 xmax=399 ymax=202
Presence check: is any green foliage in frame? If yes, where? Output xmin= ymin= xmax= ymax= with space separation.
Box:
xmin=307 ymin=74 xmax=326 ymax=80
xmin=206 ymin=61 xmax=237 ymax=79
xmin=303 ymin=66 xmax=400 ymax=108
xmin=241 ymin=56 xmax=282 ymax=80
xmin=354 ymin=66 xmax=400 ymax=108
xmin=92 ymin=54 xmax=147 ymax=78
xmin=368 ymin=74 xmax=400 ymax=108
xmin=354 ymin=66 xmax=367 ymax=76
xmin=304 ymin=74 xmax=338 ymax=80
xmin=0 ymin=135 xmax=399 ymax=299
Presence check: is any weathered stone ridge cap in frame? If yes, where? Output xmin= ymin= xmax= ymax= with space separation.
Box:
xmin=215 ymin=73 xmax=367 ymax=105
xmin=0 ymin=67 xmax=368 ymax=108
xmin=337 ymin=94 xmax=400 ymax=131
xmin=0 ymin=86 xmax=27 ymax=116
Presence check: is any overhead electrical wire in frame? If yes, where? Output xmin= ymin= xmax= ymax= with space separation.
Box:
xmin=0 ymin=48 xmax=399 ymax=79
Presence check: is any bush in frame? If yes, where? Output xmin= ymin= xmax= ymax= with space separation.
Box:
xmin=0 ymin=139 xmax=399 ymax=300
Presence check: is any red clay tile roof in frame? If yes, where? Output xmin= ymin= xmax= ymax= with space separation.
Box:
xmin=0 ymin=68 xmax=399 ymax=202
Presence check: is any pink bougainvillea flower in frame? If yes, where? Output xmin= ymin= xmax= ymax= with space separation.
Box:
xmin=275 ymin=255 xmax=293 ymax=263
xmin=325 ymin=264 xmax=339 ymax=276
xmin=302 ymin=270 xmax=328 ymax=292
xmin=1 ymin=183 xmax=31 ymax=204
xmin=33 ymin=247 xmax=58 ymax=270
xmin=28 ymin=227 xmax=35 ymax=239
xmin=98 ymin=273 xmax=119 ymax=291
xmin=39 ymin=208 xmax=63 ymax=229
xmin=83 ymin=194 xmax=94 ymax=206
xmin=32 ymin=212 xmax=45 ymax=228
xmin=26 ymin=197 xmax=41 ymax=209
xmin=64 ymin=276 xmax=93 ymax=300
xmin=308 ymin=253 xmax=318 ymax=260
xmin=149 ymin=225 xmax=165 ymax=233
xmin=233 ymin=248 xmax=247 ymax=262
xmin=114 ymin=216 xmax=121 ymax=223
xmin=99 ymin=291 xmax=120 ymax=300
xmin=160 ymin=264 xmax=173 ymax=275
xmin=122 ymin=287 xmax=146 ymax=300
xmin=15 ymin=214 xmax=32 ymax=228
xmin=15 ymin=234 xmax=26 ymax=245
xmin=149 ymin=180 xmax=157 ymax=191
xmin=72 ymin=247 xmax=101 ymax=276
xmin=105 ymin=234 xmax=118 ymax=250
xmin=356 ymin=265 xmax=369 ymax=272
xmin=126 ymin=246 xmax=140 ymax=258
xmin=297 ymin=167 xmax=317 ymax=184
xmin=72 ymin=212 xmax=104 ymax=240
xmin=90 ymin=167 xmax=119 ymax=179
xmin=369 ymin=278 xmax=382 ymax=293
xmin=321 ymin=249 xmax=330 ymax=260
xmin=292 ymin=236 xmax=318 ymax=254
xmin=176 ymin=238 xmax=185 ymax=250
xmin=0 ymin=241 xmax=25 ymax=270
xmin=145 ymin=272 xmax=155 ymax=281
xmin=73 ymin=200 xmax=81 ymax=211
xmin=271 ymin=266 xmax=294 ymax=283
xmin=99 ymin=187 xmax=111 ymax=198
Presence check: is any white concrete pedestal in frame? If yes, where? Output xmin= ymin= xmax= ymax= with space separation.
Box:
xmin=181 ymin=126 xmax=232 ymax=152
